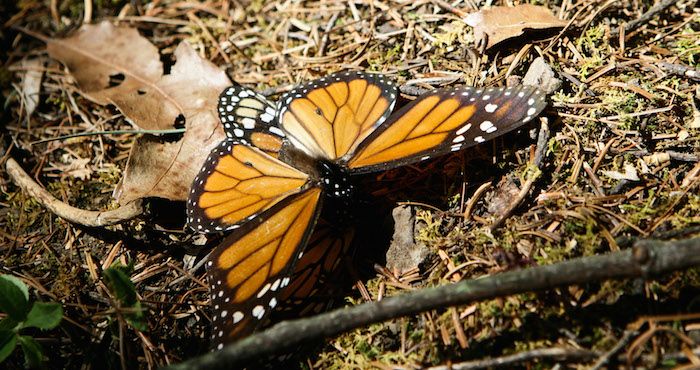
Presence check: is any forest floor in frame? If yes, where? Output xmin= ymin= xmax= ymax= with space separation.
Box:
xmin=2 ymin=0 xmax=700 ymax=369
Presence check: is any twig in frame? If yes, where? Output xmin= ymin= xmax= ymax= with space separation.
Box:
xmin=489 ymin=118 xmax=549 ymax=231
xmin=430 ymin=0 xmax=468 ymax=18
xmin=610 ymin=149 xmax=699 ymax=163
xmin=488 ymin=176 xmax=535 ymax=232
xmin=187 ymin=12 xmax=230 ymax=64
xmin=610 ymin=0 xmax=678 ymax=36
xmin=427 ymin=347 xmax=600 ymax=369
xmin=463 ymin=181 xmax=492 ymax=220
xmin=316 ymin=12 xmax=338 ymax=57
xmin=5 ymin=156 xmax=143 ymax=226
xmin=592 ymin=329 xmax=638 ymax=369
xmin=166 ymin=236 xmax=700 ymax=369
xmin=532 ymin=118 xmax=550 ymax=168
xmin=657 ymin=62 xmax=700 ymax=81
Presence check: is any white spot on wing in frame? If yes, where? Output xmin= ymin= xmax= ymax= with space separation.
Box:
xmin=241 ymin=117 xmax=256 ymax=129
xmin=252 ymin=305 xmax=265 ymax=319
xmin=260 ymin=113 xmax=274 ymax=123
xmin=232 ymin=311 xmax=244 ymax=323
xmin=257 ymin=283 xmax=272 ymax=298
xmin=269 ymin=127 xmax=285 ymax=137
xmin=271 ymin=279 xmax=281 ymax=291
xmin=456 ymin=123 xmax=472 ymax=135
xmin=480 ymin=121 xmax=494 ymax=132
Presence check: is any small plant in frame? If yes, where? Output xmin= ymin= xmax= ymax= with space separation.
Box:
xmin=0 ymin=274 xmax=63 ymax=368
xmin=102 ymin=262 xmax=147 ymax=331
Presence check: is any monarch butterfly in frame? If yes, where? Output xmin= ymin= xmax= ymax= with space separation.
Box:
xmin=187 ymin=71 xmax=547 ymax=350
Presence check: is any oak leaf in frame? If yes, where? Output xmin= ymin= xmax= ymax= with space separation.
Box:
xmin=44 ymin=22 xmax=228 ymax=203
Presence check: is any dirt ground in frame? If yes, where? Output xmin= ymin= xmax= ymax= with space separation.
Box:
xmin=3 ymin=0 xmax=700 ymax=368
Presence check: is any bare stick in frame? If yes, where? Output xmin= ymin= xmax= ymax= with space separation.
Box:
xmin=427 ymin=347 xmax=600 ymax=369
xmin=167 ymin=236 xmax=700 ymax=369
xmin=5 ymin=156 xmax=143 ymax=226
xmin=610 ymin=0 xmax=677 ymax=36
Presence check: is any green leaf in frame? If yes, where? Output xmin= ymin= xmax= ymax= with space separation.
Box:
xmin=0 ymin=317 xmax=19 ymax=332
xmin=102 ymin=268 xmax=137 ymax=306
xmin=123 ymin=301 xmax=147 ymax=332
xmin=0 ymin=331 xmax=18 ymax=364
xmin=18 ymin=335 xmax=44 ymax=368
xmin=103 ymin=267 xmax=147 ymax=331
xmin=24 ymin=303 xmax=63 ymax=330
xmin=108 ymin=260 xmax=135 ymax=275
xmin=0 ymin=275 xmax=29 ymax=301
xmin=0 ymin=275 xmax=29 ymax=321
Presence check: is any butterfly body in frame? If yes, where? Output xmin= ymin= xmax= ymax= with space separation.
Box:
xmin=277 ymin=144 xmax=355 ymax=199
xmin=188 ymin=71 xmax=548 ymax=350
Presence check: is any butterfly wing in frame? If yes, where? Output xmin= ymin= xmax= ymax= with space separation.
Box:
xmin=218 ymin=86 xmax=285 ymax=157
xmin=346 ymin=85 xmax=547 ymax=173
xmin=187 ymin=140 xmax=310 ymax=233
xmin=277 ymin=71 xmax=398 ymax=160
xmin=208 ymin=187 xmax=323 ymax=350
xmin=274 ymin=219 xmax=355 ymax=317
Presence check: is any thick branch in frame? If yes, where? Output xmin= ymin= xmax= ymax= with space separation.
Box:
xmin=167 ymin=237 xmax=700 ymax=369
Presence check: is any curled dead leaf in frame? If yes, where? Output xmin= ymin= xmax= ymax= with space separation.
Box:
xmin=62 ymin=157 xmax=93 ymax=181
xmin=386 ymin=206 xmax=428 ymax=275
xmin=643 ymin=152 xmax=671 ymax=167
xmin=463 ymin=4 xmax=567 ymax=50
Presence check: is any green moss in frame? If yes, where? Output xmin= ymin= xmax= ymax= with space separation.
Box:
xmin=56 ymin=0 xmax=86 ymax=21
xmin=367 ymin=43 xmax=403 ymax=71
xmin=673 ymin=26 xmax=700 ymax=67
xmin=432 ymin=21 xmax=468 ymax=48
xmin=249 ymin=0 xmax=266 ymax=13
xmin=415 ymin=210 xmax=443 ymax=245
xmin=573 ymin=25 xmax=608 ymax=79
xmin=577 ymin=25 xmax=604 ymax=55
xmin=619 ymin=191 xmax=664 ymax=227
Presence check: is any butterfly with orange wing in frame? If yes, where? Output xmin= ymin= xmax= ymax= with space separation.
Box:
xmin=187 ymin=71 xmax=547 ymax=350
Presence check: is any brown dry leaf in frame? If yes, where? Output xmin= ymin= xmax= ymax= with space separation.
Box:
xmin=45 ymin=22 xmax=176 ymax=129
xmin=112 ymin=42 xmax=229 ymax=203
xmin=601 ymin=164 xmax=640 ymax=181
xmin=62 ymin=157 xmax=93 ymax=180
xmin=43 ymin=22 xmax=229 ymax=202
xmin=463 ymin=4 xmax=567 ymax=50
